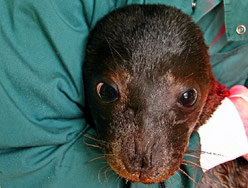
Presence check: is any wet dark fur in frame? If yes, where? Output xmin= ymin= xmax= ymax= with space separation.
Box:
xmin=83 ymin=4 xmax=247 ymax=187
xmin=199 ymin=158 xmax=248 ymax=188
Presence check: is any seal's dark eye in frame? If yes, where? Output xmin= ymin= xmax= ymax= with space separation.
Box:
xmin=179 ymin=89 xmax=197 ymax=107
xmin=96 ymin=82 xmax=119 ymax=103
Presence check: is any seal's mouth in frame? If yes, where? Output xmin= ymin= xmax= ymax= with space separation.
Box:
xmin=108 ymin=162 xmax=180 ymax=184
xmin=126 ymin=172 xmax=167 ymax=184
xmin=130 ymin=171 xmax=172 ymax=184
xmin=106 ymin=150 xmax=184 ymax=184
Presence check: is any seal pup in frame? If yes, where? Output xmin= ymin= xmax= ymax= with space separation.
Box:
xmin=83 ymin=4 xmax=246 ymax=186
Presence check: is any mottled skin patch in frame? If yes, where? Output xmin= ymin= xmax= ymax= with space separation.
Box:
xmin=83 ymin=5 xmax=227 ymax=184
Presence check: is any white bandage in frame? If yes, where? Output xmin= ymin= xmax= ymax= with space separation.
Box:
xmin=197 ymin=97 xmax=248 ymax=171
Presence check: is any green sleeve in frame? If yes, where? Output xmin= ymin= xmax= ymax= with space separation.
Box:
xmin=0 ymin=0 xmax=120 ymax=187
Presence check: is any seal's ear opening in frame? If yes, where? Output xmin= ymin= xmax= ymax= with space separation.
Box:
xmin=195 ymin=76 xmax=230 ymax=130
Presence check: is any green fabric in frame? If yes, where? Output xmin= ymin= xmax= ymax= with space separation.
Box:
xmin=0 ymin=0 xmax=247 ymax=187
xmin=197 ymin=1 xmax=248 ymax=87
xmin=224 ymin=0 xmax=248 ymax=41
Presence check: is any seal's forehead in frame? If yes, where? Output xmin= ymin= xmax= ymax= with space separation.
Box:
xmin=105 ymin=68 xmax=179 ymax=97
xmin=104 ymin=60 xmax=196 ymax=89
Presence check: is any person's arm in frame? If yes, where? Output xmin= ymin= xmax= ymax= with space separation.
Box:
xmin=198 ymin=85 xmax=248 ymax=171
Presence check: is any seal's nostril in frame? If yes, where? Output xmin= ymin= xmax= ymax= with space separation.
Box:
xmin=141 ymin=157 xmax=145 ymax=168
xmin=130 ymin=155 xmax=136 ymax=166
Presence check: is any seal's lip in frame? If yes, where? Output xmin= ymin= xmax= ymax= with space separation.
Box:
xmin=123 ymin=171 xmax=169 ymax=184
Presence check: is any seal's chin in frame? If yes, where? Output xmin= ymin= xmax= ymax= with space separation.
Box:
xmin=123 ymin=171 xmax=173 ymax=184
xmin=106 ymin=156 xmax=182 ymax=184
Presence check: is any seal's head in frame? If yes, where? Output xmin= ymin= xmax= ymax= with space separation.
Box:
xmin=84 ymin=5 xmax=226 ymax=184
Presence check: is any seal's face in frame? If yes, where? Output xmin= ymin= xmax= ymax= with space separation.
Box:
xmin=84 ymin=5 xmax=215 ymax=184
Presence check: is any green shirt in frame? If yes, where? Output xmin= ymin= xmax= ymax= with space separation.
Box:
xmin=0 ymin=0 xmax=247 ymax=187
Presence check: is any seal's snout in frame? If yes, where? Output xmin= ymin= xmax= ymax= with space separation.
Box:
xmin=117 ymin=132 xmax=183 ymax=184
xmin=102 ymin=109 xmax=191 ymax=184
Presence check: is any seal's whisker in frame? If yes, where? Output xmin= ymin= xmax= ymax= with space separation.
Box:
xmin=182 ymin=160 xmax=203 ymax=170
xmin=186 ymin=150 xmax=223 ymax=157
xmin=184 ymin=153 xmax=200 ymax=160
xmin=101 ymin=166 xmax=113 ymax=187
xmin=182 ymin=162 xmax=213 ymax=184
xmin=185 ymin=149 xmax=202 ymax=154
xmin=89 ymin=156 xmax=106 ymax=162
xmin=167 ymin=178 xmax=174 ymax=188
xmin=174 ymin=171 xmax=184 ymax=188
xmin=115 ymin=175 xmax=123 ymax=188
xmin=182 ymin=162 xmax=199 ymax=170
xmin=98 ymin=164 xmax=109 ymax=184
xmin=104 ymin=153 xmax=117 ymax=156
xmin=178 ymin=168 xmax=198 ymax=185
xmin=104 ymin=171 xmax=116 ymax=185
xmin=104 ymin=166 xmax=112 ymax=181
xmin=114 ymin=173 xmax=121 ymax=183
xmin=84 ymin=134 xmax=107 ymax=145
xmin=84 ymin=142 xmax=102 ymax=149
xmin=102 ymin=153 xmax=119 ymax=161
